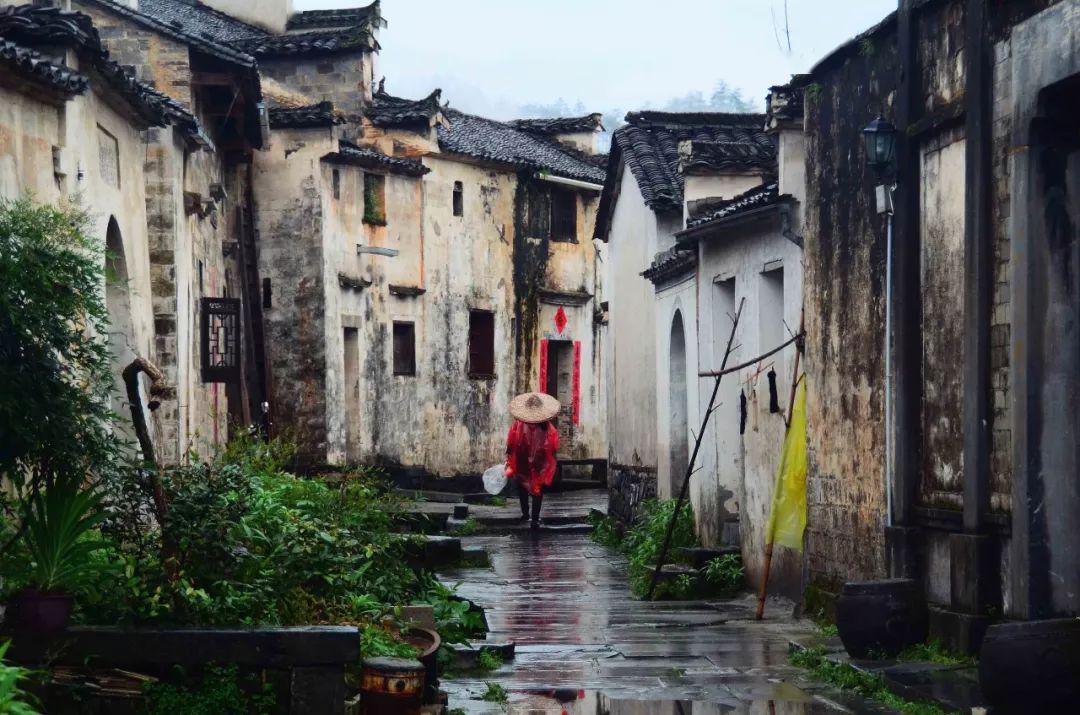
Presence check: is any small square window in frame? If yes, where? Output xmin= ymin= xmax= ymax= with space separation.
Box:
xmin=363 ymin=173 xmax=386 ymax=225
xmin=468 ymin=310 xmax=495 ymax=378
xmin=551 ymin=187 xmax=577 ymax=242
xmin=452 ymin=181 xmax=463 ymax=217
xmin=393 ymin=321 xmax=416 ymax=376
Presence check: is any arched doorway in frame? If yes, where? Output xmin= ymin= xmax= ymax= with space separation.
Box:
xmin=669 ymin=309 xmax=689 ymax=495
xmin=105 ymin=218 xmax=136 ymax=412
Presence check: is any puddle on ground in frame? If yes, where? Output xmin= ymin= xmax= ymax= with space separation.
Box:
xmin=499 ymin=690 xmax=836 ymax=714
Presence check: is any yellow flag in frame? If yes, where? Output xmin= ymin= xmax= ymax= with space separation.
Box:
xmin=765 ymin=379 xmax=808 ymax=551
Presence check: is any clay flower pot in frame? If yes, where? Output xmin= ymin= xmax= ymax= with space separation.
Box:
xmin=8 ymin=589 xmax=74 ymax=633
xmin=836 ymin=579 xmax=927 ymax=659
xmin=979 ymin=618 xmax=1080 ymax=712
xmin=402 ymin=627 xmax=441 ymax=703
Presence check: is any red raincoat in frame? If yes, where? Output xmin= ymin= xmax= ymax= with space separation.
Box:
xmin=505 ymin=420 xmax=559 ymax=496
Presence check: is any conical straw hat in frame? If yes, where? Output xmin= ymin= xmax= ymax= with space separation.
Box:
xmin=509 ymin=392 xmax=561 ymax=423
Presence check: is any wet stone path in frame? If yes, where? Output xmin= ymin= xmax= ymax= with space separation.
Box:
xmin=438 ymin=490 xmax=888 ymax=713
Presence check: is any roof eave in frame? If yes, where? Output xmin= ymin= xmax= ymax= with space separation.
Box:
xmin=676 ymin=196 xmax=796 ymax=245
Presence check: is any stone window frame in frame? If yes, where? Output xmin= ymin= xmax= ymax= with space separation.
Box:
xmin=97 ymin=124 xmax=120 ymax=189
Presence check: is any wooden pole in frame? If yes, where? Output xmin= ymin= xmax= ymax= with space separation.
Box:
xmin=646 ymin=298 xmax=745 ymax=600
xmin=756 ymin=311 xmax=805 ymax=620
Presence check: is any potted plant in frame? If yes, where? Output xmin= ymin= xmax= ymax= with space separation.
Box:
xmin=7 ymin=477 xmax=106 ymax=632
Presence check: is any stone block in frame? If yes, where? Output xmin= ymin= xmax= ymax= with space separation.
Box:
xmin=949 ymin=533 xmax=1000 ymax=614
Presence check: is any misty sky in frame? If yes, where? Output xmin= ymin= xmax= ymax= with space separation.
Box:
xmin=293 ymin=0 xmax=896 ymax=120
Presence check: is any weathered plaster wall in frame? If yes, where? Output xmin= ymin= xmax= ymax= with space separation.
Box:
xmin=802 ymin=36 xmax=898 ymax=589
xmin=918 ymin=129 xmax=966 ymax=510
xmin=654 ymin=274 xmax=698 ymax=505
xmin=252 ymin=127 xmax=331 ymax=463
xmin=606 ymin=169 xmax=661 ymax=472
xmin=696 ymin=220 xmax=804 ymax=594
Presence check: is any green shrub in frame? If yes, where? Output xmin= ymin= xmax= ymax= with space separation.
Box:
xmin=144 ymin=665 xmax=274 ymax=715
xmin=790 ymin=647 xmax=954 ymax=715
xmin=588 ymin=512 xmax=621 ymax=548
xmin=476 ymin=649 xmax=503 ymax=672
xmin=359 ymin=624 xmax=419 ymax=660
xmin=411 ymin=579 xmax=486 ymax=646
xmin=623 ymin=500 xmax=697 ymax=598
xmin=480 ymin=682 xmax=508 ymax=703
xmin=703 ymin=554 xmax=744 ymax=591
xmin=0 ymin=641 xmax=39 ymax=715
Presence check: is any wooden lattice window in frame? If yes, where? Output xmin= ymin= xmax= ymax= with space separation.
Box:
xmin=201 ymin=297 xmax=241 ymax=383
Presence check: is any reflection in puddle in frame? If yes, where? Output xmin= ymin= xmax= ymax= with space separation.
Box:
xmin=506 ymin=690 xmax=830 ymax=714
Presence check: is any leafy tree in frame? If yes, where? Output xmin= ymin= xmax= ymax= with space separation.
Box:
xmin=0 ymin=197 xmax=123 ymax=550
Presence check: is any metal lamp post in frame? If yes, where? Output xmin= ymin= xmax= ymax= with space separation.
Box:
xmin=863 ymin=114 xmax=898 ymax=528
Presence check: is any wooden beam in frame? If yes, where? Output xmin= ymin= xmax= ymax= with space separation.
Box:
xmin=191 ymin=71 xmax=239 ymax=88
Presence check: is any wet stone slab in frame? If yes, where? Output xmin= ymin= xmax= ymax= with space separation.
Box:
xmin=438 ymin=494 xmax=893 ymax=713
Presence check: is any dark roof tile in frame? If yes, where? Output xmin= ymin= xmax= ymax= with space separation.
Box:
xmin=595 ymin=111 xmax=775 ymax=240
xmin=287 ymin=3 xmax=384 ymax=31
xmin=83 ymin=0 xmax=256 ymax=67
xmin=0 ymin=5 xmax=199 ymax=132
xmin=0 ymin=38 xmax=88 ymax=96
xmin=685 ymin=182 xmax=780 ymax=229
xmin=269 ymin=101 xmax=345 ymax=129
xmin=641 ymin=246 xmax=697 ymax=284
xmin=510 ymin=114 xmax=604 ymax=135
xmin=438 ymin=108 xmax=606 ymax=184
xmin=369 ymin=86 xmax=442 ymax=128
xmin=138 ymin=0 xmax=265 ymax=42
xmin=325 ymin=142 xmax=429 ymax=178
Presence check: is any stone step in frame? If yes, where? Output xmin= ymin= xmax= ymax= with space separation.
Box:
xmin=397 ymin=534 xmax=463 ymax=568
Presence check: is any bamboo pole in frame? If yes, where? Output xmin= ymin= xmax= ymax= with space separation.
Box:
xmin=756 ymin=311 xmax=805 ymax=620
xmin=646 ymin=298 xmax=745 ymax=601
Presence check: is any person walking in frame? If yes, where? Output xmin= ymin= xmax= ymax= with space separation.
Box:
xmin=505 ymin=392 xmax=561 ymax=529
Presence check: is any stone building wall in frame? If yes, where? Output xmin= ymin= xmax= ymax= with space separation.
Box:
xmin=801 ymin=27 xmax=899 ymax=591
xmin=260 ymin=52 xmax=374 ymax=115
xmin=251 ymin=128 xmax=331 ymax=463
xmin=79 ymin=2 xmax=193 ymax=109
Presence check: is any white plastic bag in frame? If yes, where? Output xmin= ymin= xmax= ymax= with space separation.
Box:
xmin=482 ymin=464 xmax=508 ymax=495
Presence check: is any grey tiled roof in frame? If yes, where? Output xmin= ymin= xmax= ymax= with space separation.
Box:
xmin=325 ymin=143 xmax=430 ymax=178
xmin=510 ymin=114 xmax=604 ymax=135
xmin=617 ymin=112 xmax=773 ymax=212
xmin=137 ymin=0 xmax=379 ymax=58
xmin=138 ymin=0 xmax=264 ymax=42
xmin=438 ymin=109 xmax=607 ymax=184
xmin=269 ymin=101 xmax=345 ymax=129
xmin=0 ymin=38 xmax=88 ymax=96
xmin=0 ymin=5 xmax=198 ymax=131
xmin=369 ymin=86 xmax=442 ymax=128
xmin=288 ymin=3 xmax=384 ymax=31
xmin=595 ymin=111 xmax=775 ymax=240
xmin=683 ymin=140 xmax=776 ymax=174
xmin=641 ymin=246 xmax=697 ymax=285
xmin=685 ymin=182 xmax=780 ymax=229
xmin=83 ymin=0 xmax=256 ymax=67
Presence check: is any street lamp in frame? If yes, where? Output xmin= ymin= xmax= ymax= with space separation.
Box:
xmin=864 ymin=114 xmax=897 ymax=530
xmin=863 ymin=114 xmax=898 ymax=177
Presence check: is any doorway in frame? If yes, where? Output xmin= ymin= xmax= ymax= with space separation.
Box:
xmin=344 ymin=328 xmax=360 ymax=462
xmin=669 ymin=310 xmax=689 ymax=495
xmin=105 ymin=217 xmax=136 ymax=415
xmin=544 ymin=339 xmax=575 ymax=448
